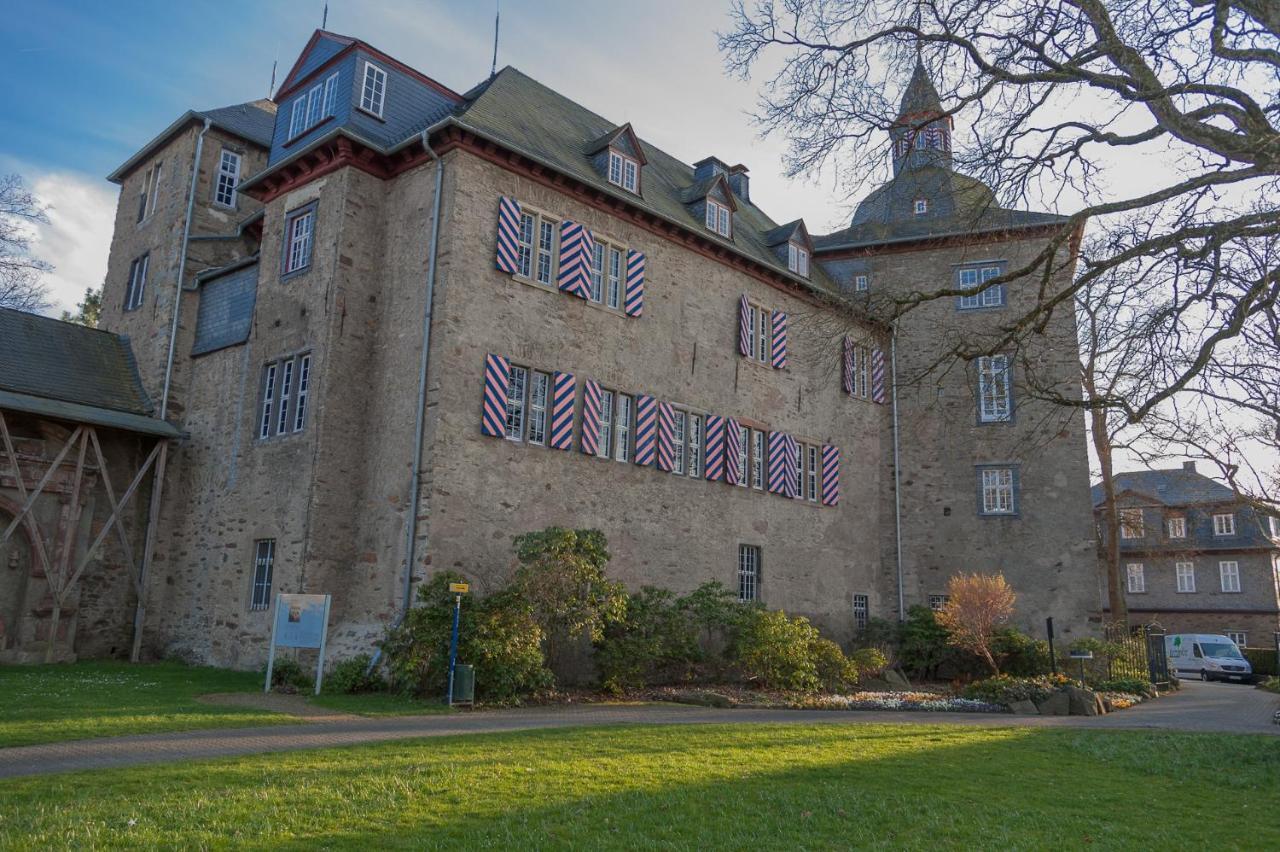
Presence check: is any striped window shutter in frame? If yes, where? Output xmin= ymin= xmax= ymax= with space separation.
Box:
xmin=724 ymin=418 xmax=742 ymax=485
xmin=771 ymin=311 xmax=788 ymax=369
xmin=549 ymin=371 xmax=575 ymax=450
xmin=842 ymin=337 xmax=855 ymax=395
xmin=738 ymin=295 xmax=750 ymax=355
xmin=656 ymin=402 xmax=675 ymax=471
xmin=495 ymin=197 xmax=521 ymax=274
xmin=783 ymin=434 xmax=799 ymax=498
xmin=557 ymin=220 xmax=593 ymax=299
xmin=624 ymin=250 xmax=646 ymax=317
xmin=580 ymin=379 xmax=602 ymax=455
xmin=481 ymin=353 xmax=510 ymax=437
xmin=767 ymin=431 xmax=788 ymax=495
xmin=871 ymin=348 xmax=887 ymax=404
xmin=704 ymin=415 xmax=725 ymax=481
xmin=634 ymin=394 xmax=656 ymax=466
xmin=821 ymin=445 xmax=840 ymax=506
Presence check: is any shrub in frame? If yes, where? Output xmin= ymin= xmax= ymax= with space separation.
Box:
xmin=849 ymin=647 xmax=888 ymax=679
xmin=266 ymin=657 xmax=313 ymax=692
xmin=935 ymin=573 xmax=1016 ymax=674
xmin=962 ymin=673 xmax=1073 ymax=705
xmin=510 ymin=527 xmax=628 ymax=645
xmin=991 ymin=628 xmax=1052 ymax=676
xmin=1094 ymin=676 xmax=1155 ymax=698
xmin=325 ymin=654 xmax=384 ymax=695
xmin=898 ymin=605 xmax=958 ymax=679
xmin=1242 ymin=647 xmax=1278 ymax=677
xmin=381 ymin=572 xmax=553 ymax=702
xmin=1259 ymin=676 xmax=1280 ymax=695
xmin=735 ymin=609 xmax=821 ymax=692
xmin=811 ymin=638 xmax=860 ymax=692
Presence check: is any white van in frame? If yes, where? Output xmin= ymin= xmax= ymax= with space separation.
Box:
xmin=1165 ymin=634 xmax=1253 ymax=682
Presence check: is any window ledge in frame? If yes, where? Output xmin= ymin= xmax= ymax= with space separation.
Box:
xmin=355 ymin=106 xmax=386 ymax=123
xmin=281 ymin=264 xmax=313 ymax=283
xmin=505 ymin=271 xmax=630 ymax=319
xmin=283 ymin=115 xmax=336 ymax=148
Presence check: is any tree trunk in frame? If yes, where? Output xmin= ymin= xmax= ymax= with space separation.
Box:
xmin=1084 ymin=367 xmax=1128 ymax=626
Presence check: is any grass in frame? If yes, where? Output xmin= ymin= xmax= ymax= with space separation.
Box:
xmin=0 ymin=661 xmax=294 ymax=747
xmin=310 ymin=692 xmax=452 ymax=717
xmin=2 ymin=723 xmax=1277 ymax=849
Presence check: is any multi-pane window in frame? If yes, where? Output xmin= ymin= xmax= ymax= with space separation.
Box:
xmin=614 ymin=394 xmax=632 ymax=462
xmin=957 ymin=265 xmax=1005 ymax=309
xmin=137 ymin=161 xmax=162 ymax=222
xmin=852 ymin=594 xmax=869 ymax=630
xmin=124 ymin=253 xmax=149 ymax=312
xmin=736 ymin=423 xmax=749 ymax=487
xmin=607 ymin=246 xmax=623 ymax=309
xmin=1176 ymin=562 xmax=1196 ymax=593
xmin=536 ymin=219 xmax=555 ymax=286
xmin=505 ymin=365 xmax=528 ymax=440
xmin=1126 ymin=563 xmax=1145 ymax=593
xmin=283 ymin=205 xmax=315 ymax=275
xmin=791 ymin=442 xmax=802 ymax=498
xmin=607 ymin=150 xmax=639 ymax=193
xmin=738 ymin=544 xmax=760 ymax=602
xmin=977 ymin=355 xmax=1012 ymax=422
xmin=259 ymin=354 xmax=313 ymax=440
xmin=1119 ymin=508 xmax=1144 ymax=539
xmin=914 ymin=198 xmax=928 ymax=215
xmin=598 ymin=391 xmax=614 ymax=460
xmin=526 ymin=371 xmax=549 ymax=445
xmin=1225 ymin=631 xmax=1247 ymax=647
xmin=250 ymin=539 xmax=275 ymax=611
xmin=745 ymin=302 xmax=771 ymax=364
xmin=928 ymin=594 xmax=949 ymax=611
xmin=751 ymin=429 xmax=765 ymax=490
xmin=854 ymin=274 xmax=869 ymax=292
xmin=688 ymin=414 xmax=702 ymax=478
xmin=705 ymin=199 xmax=731 ymax=237
xmin=214 ymin=149 xmax=241 ymax=207
xmin=848 ymin=344 xmax=870 ymax=399
xmin=672 ymin=410 xmax=687 ymax=475
xmin=1213 ymin=512 xmax=1236 ymax=536
xmin=806 ymin=444 xmax=819 ymax=502
xmin=1219 ymin=561 xmax=1241 ymax=592
xmin=588 ymin=239 xmax=625 ymax=309
xmin=514 ymin=208 xmax=558 ymax=286
xmin=979 ymin=467 xmax=1016 ymax=515
xmin=360 ymin=62 xmax=387 ymax=116
xmin=787 ymin=243 xmax=809 ymax=276
xmin=1167 ymin=516 xmax=1187 ymax=538
xmin=288 ymin=72 xmax=339 ymax=139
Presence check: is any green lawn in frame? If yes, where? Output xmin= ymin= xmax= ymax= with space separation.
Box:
xmin=2 ymin=724 xmax=1277 ymax=848
xmin=0 ymin=661 xmax=293 ymax=747
xmin=310 ymin=692 xmax=452 ymax=717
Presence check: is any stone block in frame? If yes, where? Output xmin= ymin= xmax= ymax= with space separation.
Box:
xmin=1008 ymin=699 xmax=1039 ymax=715
xmin=1066 ymin=685 xmax=1100 ymax=716
xmin=1036 ymin=690 xmax=1070 ymax=716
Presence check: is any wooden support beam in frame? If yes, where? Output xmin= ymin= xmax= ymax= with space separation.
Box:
xmin=0 ymin=410 xmax=55 ymax=577
xmin=131 ymin=440 xmax=169 ymax=662
xmin=72 ymin=436 xmax=162 ymax=588
xmin=0 ymin=423 xmax=84 ymax=545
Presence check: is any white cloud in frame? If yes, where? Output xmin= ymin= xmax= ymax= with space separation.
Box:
xmin=27 ymin=171 xmax=116 ymax=318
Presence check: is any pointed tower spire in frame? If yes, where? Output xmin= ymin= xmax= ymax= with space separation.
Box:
xmin=889 ymin=60 xmax=952 ymax=176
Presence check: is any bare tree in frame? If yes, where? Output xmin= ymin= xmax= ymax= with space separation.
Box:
xmin=721 ymin=0 xmax=1279 ymax=454
xmin=936 ymin=572 xmax=1016 ymax=674
xmin=0 ymin=174 xmax=52 ymax=313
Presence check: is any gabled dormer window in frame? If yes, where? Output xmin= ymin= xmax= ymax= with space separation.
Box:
xmin=706 ymin=199 xmax=731 ymax=238
xmin=787 ymin=243 xmax=809 ymax=277
xmin=608 ymin=150 xmax=639 ymax=193
xmin=288 ymin=72 xmax=339 ymax=141
xmin=914 ymin=198 xmax=928 ymax=215
xmin=360 ymin=62 xmax=387 ymax=117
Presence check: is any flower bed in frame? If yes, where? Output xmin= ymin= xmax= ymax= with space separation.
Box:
xmin=803 ymin=692 xmax=1005 ymax=713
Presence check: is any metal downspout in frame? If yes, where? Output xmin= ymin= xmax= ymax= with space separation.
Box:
xmin=161 ymin=117 xmax=210 ymax=418
xmin=891 ymin=322 xmax=905 ymax=620
xmin=370 ymin=131 xmax=444 ymax=668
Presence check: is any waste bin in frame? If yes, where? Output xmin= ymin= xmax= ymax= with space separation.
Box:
xmin=452 ymin=664 xmax=475 ymax=705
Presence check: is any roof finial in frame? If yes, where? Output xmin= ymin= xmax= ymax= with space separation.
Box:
xmin=913 ymin=0 xmax=924 ymax=61
xmin=490 ymin=0 xmax=501 ymax=79
xmin=322 ymin=2 xmax=329 ymax=29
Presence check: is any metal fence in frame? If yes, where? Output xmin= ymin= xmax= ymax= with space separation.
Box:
xmin=1102 ymin=623 xmax=1170 ymax=687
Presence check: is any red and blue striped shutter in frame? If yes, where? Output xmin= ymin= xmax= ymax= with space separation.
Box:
xmin=783 ymin=434 xmax=799 ymax=498
xmin=771 ymin=311 xmax=787 ymax=369
xmin=557 ymin=220 xmax=592 ymax=299
xmin=871 ymin=348 xmax=887 ymax=404
xmin=634 ymin=394 xmax=656 ymax=466
xmin=767 ymin=430 xmax=788 ymax=495
xmin=738 ymin=295 xmax=750 ymax=355
xmin=704 ymin=415 xmax=725 ymax=481
xmin=821 ymin=444 xmax=840 ymax=506
xmin=842 ymin=336 xmax=855 ymax=395
xmin=724 ymin=418 xmax=742 ymax=485
xmin=624 ymin=250 xmax=646 ymax=317
xmin=495 ymin=197 xmax=521 ymax=274
xmin=481 ymin=353 xmax=510 ymax=437
xmin=580 ymin=379 xmax=602 ymax=455
xmin=656 ymin=402 xmax=675 ymax=471
xmin=549 ymin=371 xmax=575 ymax=450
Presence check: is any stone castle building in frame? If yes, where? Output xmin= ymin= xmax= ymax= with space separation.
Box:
xmin=88 ymin=31 xmax=1099 ymax=667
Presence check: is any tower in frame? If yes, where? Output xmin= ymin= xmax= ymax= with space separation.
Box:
xmin=889 ymin=61 xmax=952 ymax=176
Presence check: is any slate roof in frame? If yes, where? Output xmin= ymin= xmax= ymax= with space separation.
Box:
xmin=108 ymin=99 xmax=278 ymax=183
xmin=450 ymin=67 xmax=841 ymax=296
xmin=898 ymin=60 xmax=944 ymax=118
xmin=0 ymin=308 xmax=177 ymax=437
xmin=1091 ymin=468 xmax=1238 ymax=508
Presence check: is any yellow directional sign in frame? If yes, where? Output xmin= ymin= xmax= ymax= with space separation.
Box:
xmin=448 ymin=582 xmax=471 ymax=594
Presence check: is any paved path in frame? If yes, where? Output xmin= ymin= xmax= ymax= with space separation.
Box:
xmin=2 ymin=680 xmax=1275 ymax=780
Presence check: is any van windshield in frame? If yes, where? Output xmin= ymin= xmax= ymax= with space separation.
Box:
xmin=1199 ymin=642 xmax=1243 ymax=659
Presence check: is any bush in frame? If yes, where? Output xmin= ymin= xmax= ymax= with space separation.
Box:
xmin=1094 ymin=676 xmax=1155 ymax=697
xmin=898 ymin=605 xmax=967 ymax=679
xmin=735 ymin=609 xmax=821 ymax=692
xmin=1259 ymin=676 xmax=1280 ymax=695
xmin=325 ymin=654 xmax=385 ymax=695
xmin=265 ymin=657 xmax=313 ymax=692
xmin=991 ymin=628 xmax=1052 ymax=676
xmin=962 ymin=673 xmax=1073 ymax=705
xmin=849 ymin=647 xmax=888 ymax=679
xmin=381 ymin=572 xmax=552 ymax=702
xmin=1242 ymin=647 xmax=1278 ymax=677
xmin=811 ymin=638 xmax=860 ymax=692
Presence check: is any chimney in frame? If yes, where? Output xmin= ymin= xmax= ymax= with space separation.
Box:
xmin=1183 ymin=461 xmax=1196 ymax=472
xmin=693 ymin=156 xmax=729 ymax=182
xmin=727 ymin=164 xmax=750 ymax=202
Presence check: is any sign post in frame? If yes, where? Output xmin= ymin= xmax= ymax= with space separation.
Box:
xmin=264 ymin=593 xmax=332 ymax=696
xmin=446 ymin=582 xmax=469 ymax=706
xmin=1045 ymin=617 xmax=1057 ymax=675
xmin=1068 ymin=649 xmax=1093 ymax=686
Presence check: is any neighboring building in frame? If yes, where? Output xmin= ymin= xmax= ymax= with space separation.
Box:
xmin=85 ymin=31 xmax=1099 ymax=668
xmin=1094 ymin=462 xmax=1280 ymax=646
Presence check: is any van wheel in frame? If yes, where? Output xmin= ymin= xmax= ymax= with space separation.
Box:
xmin=1200 ymin=671 xmax=1210 ymax=682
